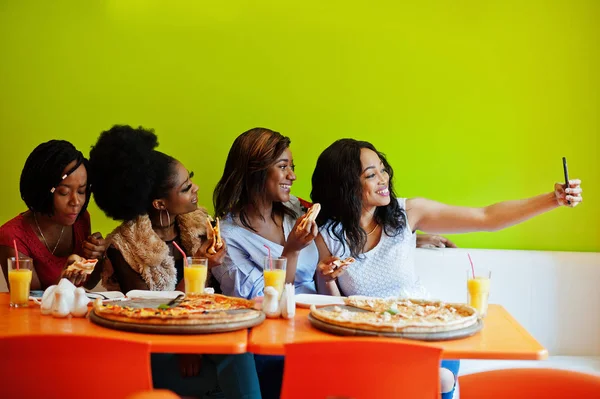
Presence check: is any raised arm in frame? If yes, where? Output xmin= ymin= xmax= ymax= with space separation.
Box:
xmin=407 ymin=180 xmax=582 ymax=234
xmin=282 ymin=214 xmax=318 ymax=285
xmin=314 ymin=235 xmax=345 ymax=296
xmin=79 ymin=232 xmax=109 ymax=289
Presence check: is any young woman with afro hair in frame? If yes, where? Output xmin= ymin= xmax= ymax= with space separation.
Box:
xmin=89 ymin=125 xmax=260 ymax=399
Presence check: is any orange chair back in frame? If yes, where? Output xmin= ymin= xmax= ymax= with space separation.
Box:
xmin=459 ymin=368 xmax=600 ymax=398
xmin=281 ymin=339 xmax=442 ymax=399
xmin=0 ymin=334 xmax=152 ymax=399
xmin=126 ymin=389 xmax=180 ymax=399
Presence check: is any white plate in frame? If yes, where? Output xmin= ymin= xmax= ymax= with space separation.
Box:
xmin=295 ymin=294 xmax=345 ymax=309
xmin=125 ymin=290 xmax=184 ymax=299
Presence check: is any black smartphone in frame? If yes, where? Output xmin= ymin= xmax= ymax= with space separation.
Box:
xmin=562 ymin=157 xmax=570 ymax=204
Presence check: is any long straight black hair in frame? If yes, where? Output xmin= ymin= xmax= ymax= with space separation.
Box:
xmin=311 ymin=139 xmax=406 ymax=258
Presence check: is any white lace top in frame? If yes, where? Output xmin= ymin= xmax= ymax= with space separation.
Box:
xmin=320 ymin=198 xmax=427 ymax=298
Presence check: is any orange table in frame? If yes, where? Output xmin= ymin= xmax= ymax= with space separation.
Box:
xmin=248 ymin=305 xmax=548 ymax=360
xmin=0 ymin=294 xmax=247 ymax=354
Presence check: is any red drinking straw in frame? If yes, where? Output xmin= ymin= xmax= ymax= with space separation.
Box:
xmin=172 ymin=241 xmax=188 ymax=267
xmin=264 ymin=244 xmax=273 ymax=271
xmin=467 ymin=253 xmax=475 ymax=279
xmin=13 ymin=239 xmax=20 ymax=270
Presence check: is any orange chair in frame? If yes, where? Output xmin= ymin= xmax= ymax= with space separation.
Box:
xmin=0 ymin=334 xmax=153 ymax=399
xmin=126 ymin=389 xmax=181 ymax=399
xmin=281 ymin=339 xmax=442 ymax=399
xmin=459 ymin=368 xmax=600 ymax=398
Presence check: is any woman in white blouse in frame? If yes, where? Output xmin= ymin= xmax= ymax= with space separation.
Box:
xmin=311 ymin=138 xmax=582 ymax=399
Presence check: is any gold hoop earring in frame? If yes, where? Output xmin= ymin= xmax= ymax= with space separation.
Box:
xmin=160 ymin=209 xmax=171 ymax=228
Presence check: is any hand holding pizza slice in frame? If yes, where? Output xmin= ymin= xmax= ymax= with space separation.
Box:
xmin=298 ymin=203 xmax=321 ymax=232
xmin=67 ymin=258 xmax=98 ymax=275
xmin=61 ymin=254 xmax=98 ymax=286
xmin=317 ymin=255 xmax=354 ymax=282
xmin=332 ymin=257 xmax=355 ymax=269
xmin=64 ymin=254 xmax=98 ymax=275
xmin=206 ymin=216 xmax=224 ymax=255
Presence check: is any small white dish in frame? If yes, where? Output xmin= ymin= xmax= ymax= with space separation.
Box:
xmin=295 ymin=294 xmax=345 ymax=308
xmin=126 ymin=290 xmax=184 ymax=299
xmin=86 ymin=291 xmax=125 ymax=300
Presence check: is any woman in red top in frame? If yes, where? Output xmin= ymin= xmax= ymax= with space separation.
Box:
xmin=0 ymin=140 xmax=107 ymax=290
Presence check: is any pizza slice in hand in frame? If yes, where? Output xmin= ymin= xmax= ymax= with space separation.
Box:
xmin=66 ymin=257 xmax=98 ymax=275
xmin=298 ymin=203 xmax=321 ymax=231
xmin=206 ymin=216 xmax=224 ymax=255
xmin=332 ymin=257 xmax=355 ymax=269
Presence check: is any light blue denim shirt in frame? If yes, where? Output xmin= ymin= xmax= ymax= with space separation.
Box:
xmin=211 ymin=196 xmax=318 ymax=299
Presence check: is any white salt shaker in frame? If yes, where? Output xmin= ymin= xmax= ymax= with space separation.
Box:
xmin=279 ymin=283 xmax=295 ymax=319
xmin=71 ymin=287 xmax=90 ymax=317
xmin=263 ymin=286 xmax=281 ymax=318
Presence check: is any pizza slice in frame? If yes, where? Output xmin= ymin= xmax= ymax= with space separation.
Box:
xmin=66 ymin=258 xmax=98 ymax=275
xmin=332 ymin=257 xmax=355 ymax=269
xmin=298 ymin=203 xmax=321 ymax=231
xmin=206 ymin=216 xmax=224 ymax=254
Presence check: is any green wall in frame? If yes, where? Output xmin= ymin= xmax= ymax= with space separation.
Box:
xmin=1 ymin=0 xmax=598 ymax=252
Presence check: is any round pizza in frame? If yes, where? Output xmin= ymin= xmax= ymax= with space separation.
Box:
xmin=92 ymin=294 xmax=262 ymax=326
xmin=310 ymin=296 xmax=478 ymax=333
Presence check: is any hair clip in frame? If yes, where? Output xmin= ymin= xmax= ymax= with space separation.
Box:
xmin=61 ymin=174 xmax=67 ymax=180
xmin=50 ymin=187 xmax=56 ymax=193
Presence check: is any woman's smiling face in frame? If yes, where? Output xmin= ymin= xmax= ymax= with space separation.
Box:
xmin=265 ymin=147 xmax=296 ymax=203
xmin=360 ymin=148 xmax=390 ymax=208
xmin=162 ymin=161 xmax=199 ymax=216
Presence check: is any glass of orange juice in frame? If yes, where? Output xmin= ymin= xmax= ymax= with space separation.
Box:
xmin=467 ymin=268 xmax=491 ymax=317
xmin=8 ymin=257 xmax=33 ymax=307
xmin=263 ymin=256 xmax=287 ymax=299
xmin=184 ymin=257 xmax=208 ymax=294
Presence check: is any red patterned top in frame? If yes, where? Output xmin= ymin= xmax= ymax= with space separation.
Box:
xmin=0 ymin=212 xmax=91 ymax=289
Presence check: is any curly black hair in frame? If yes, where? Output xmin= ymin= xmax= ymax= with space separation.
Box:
xmin=89 ymin=125 xmax=177 ymax=221
xmin=310 ymin=139 xmax=406 ymax=258
xmin=213 ymin=127 xmax=297 ymax=231
xmin=20 ymin=140 xmax=91 ymax=217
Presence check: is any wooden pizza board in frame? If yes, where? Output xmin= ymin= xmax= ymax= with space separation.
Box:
xmin=308 ymin=305 xmax=483 ymax=341
xmin=89 ymin=298 xmax=265 ymax=334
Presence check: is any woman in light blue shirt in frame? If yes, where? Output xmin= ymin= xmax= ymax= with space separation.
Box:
xmin=215 ymin=195 xmax=318 ymax=298
xmin=213 ymin=127 xmax=327 ymax=399
xmin=212 ymin=127 xmax=323 ymax=300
